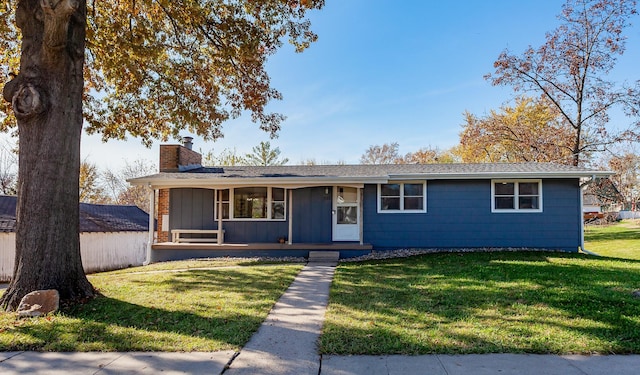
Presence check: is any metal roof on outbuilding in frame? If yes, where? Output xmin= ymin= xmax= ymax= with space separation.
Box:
xmin=0 ymin=195 xmax=149 ymax=233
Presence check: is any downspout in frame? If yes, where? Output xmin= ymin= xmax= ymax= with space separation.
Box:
xmin=579 ymin=175 xmax=598 ymax=255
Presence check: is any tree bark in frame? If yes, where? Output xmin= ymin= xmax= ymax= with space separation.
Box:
xmin=1 ymin=0 xmax=94 ymax=310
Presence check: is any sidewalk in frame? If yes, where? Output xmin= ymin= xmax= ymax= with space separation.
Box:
xmin=2 ymin=350 xmax=639 ymax=374
xmin=2 ymin=264 xmax=640 ymax=374
xmin=223 ymin=263 xmax=336 ymax=374
xmin=0 ymin=351 xmax=236 ymax=374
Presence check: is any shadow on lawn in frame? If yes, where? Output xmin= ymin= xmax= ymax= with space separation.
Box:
xmin=2 ymin=266 xmax=300 ymax=351
xmin=15 ymin=297 xmax=263 ymax=351
xmin=322 ymin=252 xmax=640 ymax=355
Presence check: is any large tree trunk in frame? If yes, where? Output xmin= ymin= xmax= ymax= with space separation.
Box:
xmin=1 ymin=0 xmax=94 ymax=310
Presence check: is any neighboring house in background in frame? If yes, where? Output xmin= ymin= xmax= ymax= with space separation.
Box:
xmin=129 ymin=141 xmax=613 ymax=262
xmin=582 ymin=194 xmax=605 ymax=220
xmin=584 ymin=178 xmax=624 ymax=214
xmin=0 ymin=196 xmax=150 ymax=281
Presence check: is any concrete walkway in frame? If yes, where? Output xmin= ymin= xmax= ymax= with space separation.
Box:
xmin=1 ymin=264 xmax=640 ymax=374
xmin=223 ymin=263 xmax=336 ymax=374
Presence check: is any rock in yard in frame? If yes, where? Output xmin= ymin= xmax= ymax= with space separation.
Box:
xmin=633 ymin=290 xmax=640 ymax=299
xmin=17 ymin=289 xmax=60 ymax=318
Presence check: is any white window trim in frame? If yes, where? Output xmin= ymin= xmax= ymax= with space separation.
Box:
xmin=215 ymin=187 xmax=287 ymax=221
xmin=377 ymin=181 xmax=427 ymax=213
xmin=491 ymin=179 xmax=543 ymax=213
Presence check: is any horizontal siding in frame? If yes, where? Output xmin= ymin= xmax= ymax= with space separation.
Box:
xmin=1 ymin=232 xmax=147 ymax=282
xmin=363 ymin=179 xmax=581 ymax=251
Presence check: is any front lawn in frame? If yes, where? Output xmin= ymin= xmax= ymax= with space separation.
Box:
xmin=0 ymin=262 xmax=303 ymax=351
xmin=321 ymin=252 xmax=640 ymax=355
xmin=584 ymin=220 xmax=640 ymax=260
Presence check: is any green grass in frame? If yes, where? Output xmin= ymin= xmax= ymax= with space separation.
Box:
xmin=320 ymin=252 xmax=640 ymax=355
xmin=584 ymin=220 xmax=640 ymax=260
xmin=0 ymin=263 xmax=303 ymax=351
xmin=103 ymin=257 xmax=304 ymax=275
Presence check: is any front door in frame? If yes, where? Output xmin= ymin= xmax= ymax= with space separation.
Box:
xmin=332 ymin=186 xmax=360 ymax=242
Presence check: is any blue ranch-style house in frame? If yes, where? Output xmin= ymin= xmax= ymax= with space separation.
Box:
xmin=129 ymin=141 xmax=611 ymax=263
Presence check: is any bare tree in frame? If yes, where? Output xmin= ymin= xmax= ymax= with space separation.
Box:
xmin=103 ymin=159 xmax=156 ymax=211
xmin=402 ymin=146 xmax=458 ymax=164
xmin=606 ymin=150 xmax=640 ymax=210
xmin=486 ymin=0 xmax=640 ymax=166
xmin=360 ymin=142 xmax=401 ymax=164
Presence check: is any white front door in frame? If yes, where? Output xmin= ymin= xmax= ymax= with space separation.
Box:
xmin=332 ymin=186 xmax=360 ymax=242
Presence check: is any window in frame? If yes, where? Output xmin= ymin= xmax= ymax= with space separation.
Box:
xmin=235 ymin=187 xmax=267 ymax=219
xmin=492 ymin=180 xmax=542 ymax=212
xmin=336 ymin=186 xmax=358 ymax=224
xmin=271 ymin=188 xmax=285 ymax=219
xmin=216 ymin=189 xmax=230 ymax=219
xmin=216 ymin=187 xmax=286 ymax=220
xmin=377 ymin=181 xmax=426 ymax=213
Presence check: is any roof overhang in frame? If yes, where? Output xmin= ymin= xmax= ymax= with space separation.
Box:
xmin=128 ymin=176 xmax=387 ymax=189
xmin=389 ymin=170 xmax=614 ymax=180
xmin=129 ymin=169 xmax=613 ymax=190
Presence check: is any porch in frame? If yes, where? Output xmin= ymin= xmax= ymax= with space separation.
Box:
xmin=149 ymin=242 xmax=373 ymax=262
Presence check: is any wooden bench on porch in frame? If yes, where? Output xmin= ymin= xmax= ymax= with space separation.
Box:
xmin=171 ymin=229 xmax=225 ymax=244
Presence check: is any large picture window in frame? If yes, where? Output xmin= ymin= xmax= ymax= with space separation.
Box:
xmin=216 ymin=187 xmax=286 ymax=220
xmin=234 ymin=187 xmax=267 ymax=219
xmin=377 ymin=181 xmax=426 ymax=213
xmin=492 ymin=180 xmax=542 ymax=212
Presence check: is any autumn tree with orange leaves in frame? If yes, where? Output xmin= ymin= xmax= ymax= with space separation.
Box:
xmin=0 ymin=0 xmax=323 ymax=310
xmin=457 ymin=97 xmax=576 ymax=164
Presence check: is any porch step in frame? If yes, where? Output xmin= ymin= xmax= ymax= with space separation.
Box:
xmin=308 ymin=251 xmax=340 ymax=264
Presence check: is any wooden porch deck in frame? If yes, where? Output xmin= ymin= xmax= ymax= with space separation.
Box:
xmin=152 ymin=242 xmax=373 ymax=251
xmin=149 ymin=242 xmax=373 ymax=262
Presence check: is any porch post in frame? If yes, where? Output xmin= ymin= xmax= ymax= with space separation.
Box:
xmin=145 ymin=186 xmax=155 ymax=265
xmin=359 ymin=187 xmax=364 ymax=245
xmin=217 ymin=189 xmax=224 ymax=245
xmin=288 ymin=189 xmax=293 ymax=245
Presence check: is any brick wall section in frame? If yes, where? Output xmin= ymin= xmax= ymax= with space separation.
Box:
xmin=159 ymin=144 xmax=202 ymax=172
xmin=159 ymin=145 xmax=180 ymax=172
xmin=157 ymin=144 xmax=202 ymax=241
xmin=178 ymin=147 xmax=202 ymax=168
xmin=157 ymin=189 xmax=170 ymax=243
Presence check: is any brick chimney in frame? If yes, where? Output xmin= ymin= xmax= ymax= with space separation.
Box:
xmin=157 ymin=137 xmax=202 ymax=242
xmin=159 ymin=137 xmax=202 ymax=172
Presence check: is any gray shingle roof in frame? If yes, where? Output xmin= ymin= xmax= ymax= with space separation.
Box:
xmin=185 ymin=163 xmax=602 ymax=177
xmin=130 ymin=162 xmax=611 ymax=186
xmin=0 ymin=195 xmax=149 ymax=233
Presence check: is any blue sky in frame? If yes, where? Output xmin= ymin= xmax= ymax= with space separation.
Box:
xmin=7 ymin=0 xmax=640 ymax=170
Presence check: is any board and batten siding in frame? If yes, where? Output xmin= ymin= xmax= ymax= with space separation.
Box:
xmin=170 ymin=188 xmax=215 ymax=231
xmin=168 ymin=187 xmax=331 ymax=243
xmin=1 ymin=232 xmax=147 ymax=282
xmin=292 ymin=187 xmax=332 ymax=243
xmin=363 ymin=179 xmax=581 ymax=251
